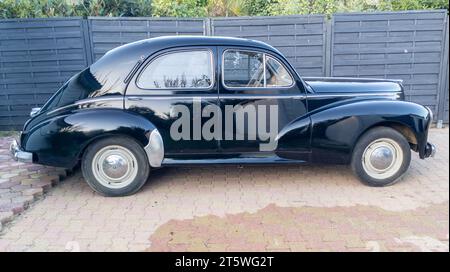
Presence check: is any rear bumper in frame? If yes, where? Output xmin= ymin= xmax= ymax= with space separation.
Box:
xmin=424 ymin=142 xmax=436 ymax=158
xmin=10 ymin=139 xmax=33 ymax=163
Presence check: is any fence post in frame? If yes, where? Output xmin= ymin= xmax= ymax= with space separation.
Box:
xmin=437 ymin=15 xmax=449 ymax=128
xmin=324 ymin=18 xmax=332 ymax=77
xmin=204 ymin=18 xmax=212 ymax=36
xmin=81 ymin=18 xmax=94 ymax=65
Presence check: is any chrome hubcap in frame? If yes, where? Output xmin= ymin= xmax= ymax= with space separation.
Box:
xmin=92 ymin=145 xmax=138 ymax=189
xmin=369 ymin=146 xmax=394 ymax=170
xmin=362 ymin=138 xmax=403 ymax=179
xmin=102 ymin=154 xmax=129 ymax=179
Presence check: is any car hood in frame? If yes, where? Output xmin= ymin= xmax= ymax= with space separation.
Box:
xmin=303 ymin=77 xmax=404 ymax=95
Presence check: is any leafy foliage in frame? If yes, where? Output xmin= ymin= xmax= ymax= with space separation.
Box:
xmin=240 ymin=0 xmax=275 ymax=16
xmin=0 ymin=0 xmax=448 ymax=19
xmin=151 ymin=0 xmax=207 ymax=17
xmin=0 ymin=0 xmax=153 ymax=18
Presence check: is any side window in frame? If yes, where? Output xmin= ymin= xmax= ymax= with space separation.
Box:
xmin=223 ymin=50 xmax=293 ymax=88
xmin=265 ymin=56 xmax=293 ymax=87
xmin=223 ymin=50 xmax=265 ymax=88
xmin=137 ymin=50 xmax=213 ymax=89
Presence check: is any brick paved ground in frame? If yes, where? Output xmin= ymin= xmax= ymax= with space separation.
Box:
xmin=0 ymin=129 xmax=448 ymax=252
xmin=0 ymin=137 xmax=67 ymax=231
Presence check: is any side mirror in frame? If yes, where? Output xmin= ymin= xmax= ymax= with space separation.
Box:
xmin=30 ymin=107 xmax=41 ymax=117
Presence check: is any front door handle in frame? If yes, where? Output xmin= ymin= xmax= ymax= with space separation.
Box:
xmin=293 ymin=95 xmax=306 ymax=100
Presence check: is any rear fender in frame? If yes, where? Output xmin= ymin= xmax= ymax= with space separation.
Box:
xmin=22 ymin=108 xmax=160 ymax=168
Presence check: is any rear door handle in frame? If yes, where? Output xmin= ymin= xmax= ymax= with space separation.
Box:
xmin=128 ymin=97 xmax=143 ymax=101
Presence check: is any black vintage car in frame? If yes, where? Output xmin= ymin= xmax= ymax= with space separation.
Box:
xmin=10 ymin=36 xmax=436 ymax=196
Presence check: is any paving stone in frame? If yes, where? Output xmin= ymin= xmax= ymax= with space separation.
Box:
xmin=20 ymin=179 xmax=36 ymax=186
xmin=0 ymin=211 xmax=14 ymax=224
xmin=0 ymin=129 xmax=448 ymax=252
xmin=0 ymin=181 xmax=20 ymax=189
xmin=12 ymin=195 xmax=34 ymax=205
xmin=0 ymin=192 xmax=21 ymax=199
xmin=0 ymin=198 xmax=11 ymax=205
xmin=10 ymin=185 xmax=31 ymax=193
xmin=22 ymin=188 xmax=44 ymax=197
xmin=31 ymin=180 xmax=53 ymax=192
xmin=0 ymin=137 xmax=68 ymax=230
xmin=0 ymin=203 xmax=25 ymax=214
xmin=0 ymin=173 xmax=19 ymax=179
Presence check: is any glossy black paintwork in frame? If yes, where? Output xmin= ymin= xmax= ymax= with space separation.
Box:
xmin=19 ymin=36 xmax=433 ymax=168
xmin=21 ymin=100 xmax=156 ymax=168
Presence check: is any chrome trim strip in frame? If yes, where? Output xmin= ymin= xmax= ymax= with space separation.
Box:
xmin=46 ymin=96 xmax=124 ymax=115
xmin=126 ymin=92 xmax=397 ymax=100
xmin=144 ymin=129 xmax=164 ymax=167
xmin=307 ymin=92 xmax=400 ymax=98
xmin=127 ymin=94 xmax=307 ymax=100
xmin=303 ymin=76 xmax=403 ymax=84
xmin=127 ymin=95 xmax=216 ymax=100
xmin=219 ymin=94 xmax=306 ymax=100
xmin=46 ymin=92 xmax=398 ymax=116
xmin=75 ymin=96 xmax=124 ymax=105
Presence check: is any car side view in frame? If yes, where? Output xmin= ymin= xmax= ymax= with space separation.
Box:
xmin=10 ymin=36 xmax=436 ymax=197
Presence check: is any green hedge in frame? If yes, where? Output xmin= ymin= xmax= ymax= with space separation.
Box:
xmin=0 ymin=0 xmax=152 ymax=18
xmin=0 ymin=0 xmax=448 ymax=19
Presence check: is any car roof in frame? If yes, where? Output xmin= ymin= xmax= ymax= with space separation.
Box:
xmin=121 ymin=35 xmax=279 ymax=54
xmin=88 ymin=36 xmax=285 ymax=96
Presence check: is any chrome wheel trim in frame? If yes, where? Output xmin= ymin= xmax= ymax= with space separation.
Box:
xmin=92 ymin=145 xmax=138 ymax=189
xmin=362 ymin=138 xmax=403 ymax=180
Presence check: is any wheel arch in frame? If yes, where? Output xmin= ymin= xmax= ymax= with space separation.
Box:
xmin=77 ymin=132 xmax=145 ymax=161
xmin=352 ymin=121 xmax=419 ymax=154
xmin=309 ymin=99 xmax=430 ymax=164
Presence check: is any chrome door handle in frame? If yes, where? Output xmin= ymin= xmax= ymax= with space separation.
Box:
xmin=128 ymin=97 xmax=143 ymax=101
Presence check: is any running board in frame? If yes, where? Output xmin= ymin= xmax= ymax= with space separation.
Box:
xmin=161 ymin=156 xmax=307 ymax=166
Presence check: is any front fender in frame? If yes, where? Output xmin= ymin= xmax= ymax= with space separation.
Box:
xmin=309 ymin=99 xmax=431 ymax=163
xmin=22 ymin=108 xmax=157 ymax=168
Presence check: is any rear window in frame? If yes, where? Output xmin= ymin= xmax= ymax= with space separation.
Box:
xmin=41 ymin=68 xmax=101 ymax=112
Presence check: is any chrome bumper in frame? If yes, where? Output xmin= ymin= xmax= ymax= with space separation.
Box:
xmin=9 ymin=139 xmax=33 ymax=163
xmin=424 ymin=142 xmax=436 ymax=158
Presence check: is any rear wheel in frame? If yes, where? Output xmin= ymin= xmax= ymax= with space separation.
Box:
xmin=81 ymin=137 xmax=150 ymax=196
xmin=351 ymin=127 xmax=411 ymax=186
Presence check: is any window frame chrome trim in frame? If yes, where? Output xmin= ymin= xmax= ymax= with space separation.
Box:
xmin=221 ymin=49 xmax=295 ymax=91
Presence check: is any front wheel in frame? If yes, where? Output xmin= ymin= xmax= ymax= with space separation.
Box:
xmin=81 ymin=136 xmax=150 ymax=196
xmin=351 ymin=127 xmax=411 ymax=187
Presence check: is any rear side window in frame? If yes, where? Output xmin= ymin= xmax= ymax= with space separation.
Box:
xmin=265 ymin=56 xmax=293 ymax=87
xmin=137 ymin=50 xmax=213 ymax=89
xmin=223 ymin=50 xmax=264 ymax=88
xmin=223 ymin=50 xmax=293 ymax=88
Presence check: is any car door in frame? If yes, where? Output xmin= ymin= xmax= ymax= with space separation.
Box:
xmin=218 ymin=46 xmax=311 ymax=159
xmin=125 ymin=46 xmax=220 ymax=158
